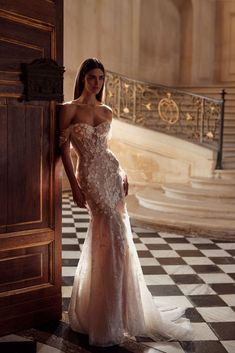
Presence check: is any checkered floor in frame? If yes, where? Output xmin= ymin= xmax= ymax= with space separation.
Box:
xmin=61 ymin=192 xmax=235 ymax=353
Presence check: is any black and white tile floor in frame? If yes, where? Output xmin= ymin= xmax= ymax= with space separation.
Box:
xmin=1 ymin=191 xmax=235 ymax=353
xmin=60 ymin=192 xmax=235 ymax=353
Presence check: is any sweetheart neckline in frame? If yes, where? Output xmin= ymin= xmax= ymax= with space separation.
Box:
xmin=71 ymin=121 xmax=111 ymax=129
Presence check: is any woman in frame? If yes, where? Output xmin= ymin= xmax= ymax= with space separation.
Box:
xmin=60 ymin=58 xmax=192 ymax=347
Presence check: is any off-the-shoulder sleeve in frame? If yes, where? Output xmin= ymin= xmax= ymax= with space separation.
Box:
xmin=59 ymin=127 xmax=70 ymax=147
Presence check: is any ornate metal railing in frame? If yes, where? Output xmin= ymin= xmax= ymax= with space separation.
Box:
xmin=104 ymin=71 xmax=225 ymax=169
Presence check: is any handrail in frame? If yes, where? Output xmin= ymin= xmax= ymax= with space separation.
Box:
xmin=106 ymin=70 xmax=222 ymax=102
xmin=216 ymin=90 xmax=226 ymax=170
xmin=104 ymin=70 xmax=225 ymax=169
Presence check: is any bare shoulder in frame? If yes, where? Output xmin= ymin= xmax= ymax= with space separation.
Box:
xmin=60 ymin=101 xmax=76 ymax=129
xmin=60 ymin=101 xmax=77 ymax=112
xmin=101 ymin=104 xmax=112 ymax=122
xmin=61 ymin=101 xmax=77 ymax=110
xmin=101 ymin=103 xmax=112 ymax=113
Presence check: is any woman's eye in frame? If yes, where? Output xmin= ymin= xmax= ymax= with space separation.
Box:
xmin=87 ymin=75 xmax=104 ymax=81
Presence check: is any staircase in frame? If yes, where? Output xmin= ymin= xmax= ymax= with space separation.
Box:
xmin=127 ymin=86 xmax=235 ymax=238
xmin=127 ymin=170 xmax=235 ymax=239
xmin=104 ymin=74 xmax=235 ymax=237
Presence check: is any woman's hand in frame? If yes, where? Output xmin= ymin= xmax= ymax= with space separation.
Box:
xmin=72 ymin=186 xmax=87 ymax=208
xmin=123 ymin=175 xmax=129 ymax=196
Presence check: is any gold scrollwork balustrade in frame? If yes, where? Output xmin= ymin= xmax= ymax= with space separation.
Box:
xmin=104 ymin=71 xmax=223 ymax=150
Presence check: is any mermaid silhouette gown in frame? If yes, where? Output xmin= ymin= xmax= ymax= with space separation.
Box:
xmin=60 ymin=120 xmax=192 ymax=347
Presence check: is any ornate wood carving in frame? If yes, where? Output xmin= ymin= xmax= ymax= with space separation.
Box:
xmin=0 ymin=0 xmax=63 ymax=336
xmin=22 ymin=58 xmax=64 ymax=101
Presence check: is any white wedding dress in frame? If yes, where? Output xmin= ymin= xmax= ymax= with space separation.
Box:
xmin=60 ymin=120 xmax=192 ymax=347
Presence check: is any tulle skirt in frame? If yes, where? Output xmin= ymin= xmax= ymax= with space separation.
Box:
xmin=68 ymin=207 xmax=192 ymax=347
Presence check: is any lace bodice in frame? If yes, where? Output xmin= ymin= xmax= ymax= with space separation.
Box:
xmin=60 ymin=121 xmax=110 ymax=159
xmin=59 ymin=121 xmax=111 ymax=158
xmin=60 ymin=121 xmax=125 ymax=216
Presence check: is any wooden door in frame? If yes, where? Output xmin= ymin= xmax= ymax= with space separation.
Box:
xmin=0 ymin=0 xmax=63 ymax=335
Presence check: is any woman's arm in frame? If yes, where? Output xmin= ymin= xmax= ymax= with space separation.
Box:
xmin=60 ymin=104 xmax=86 ymax=208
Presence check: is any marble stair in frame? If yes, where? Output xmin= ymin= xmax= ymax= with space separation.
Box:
xmin=125 ymin=86 xmax=235 ymax=238
xmin=127 ymin=170 xmax=235 ymax=239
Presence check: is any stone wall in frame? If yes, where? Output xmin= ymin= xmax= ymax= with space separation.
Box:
xmin=64 ymin=0 xmax=183 ymax=100
xmin=64 ymin=0 xmax=235 ymax=101
xmin=62 ymin=0 xmax=235 ymax=191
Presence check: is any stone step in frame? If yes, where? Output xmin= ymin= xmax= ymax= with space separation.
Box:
xmin=219 ymin=129 xmax=235 ymax=135
xmin=223 ymin=151 xmax=235 ymax=159
xmin=223 ymin=157 xmax=235 ymax=163
xmin=223 ymin=153 xmax=235 ymax=160
xmin=223 ymin=151 xmax=235 ymax=157
xmin=224 ymin=155 xmax=235 ymax=161
xmin=162 ymin=183 xmax=235 ymax=202
xmin=224 ymin=120 xmax=235 ymax=126
xmin=223 ymin=160 xmax=235 ymax=169
xmin=127 ymin=195 xmax=235 ymax=239
xmin=223 ymin=157 xmax=235 ymax=164
xmin=214 ymin=169 xmax=235 ymax=179
xmin=190 ymin=176 xmax=235 ymax=190
xmin=223 ymin=142 xmax=235 ymax=148
xmin=223 ymin=136 xmax=235 ymax=143
xmin=223 ymin=114 xmax=235 ymax=120
xmin=224 ymin=112 xmax=235 ymax=117
xmin=223 ymin=149 xmax=235 ymax=155
xmin=224 ymin=121 xmax=235 ymax=127
xmin=135 ymin=188 xmax=234 ymax=218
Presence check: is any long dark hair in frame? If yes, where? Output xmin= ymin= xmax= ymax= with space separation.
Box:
xmin=74 ymin=58 xmax=105 ymax=101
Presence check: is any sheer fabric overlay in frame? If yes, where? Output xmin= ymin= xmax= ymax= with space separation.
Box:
xmin=60 ymin=121 xmax=193 ymax=347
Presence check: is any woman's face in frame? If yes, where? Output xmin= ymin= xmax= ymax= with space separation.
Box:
xmin=83 ymin=68 xmax=105 ymax=95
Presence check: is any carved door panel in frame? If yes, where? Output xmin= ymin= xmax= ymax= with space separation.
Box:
xmin=0 ymin=0 xmax=63 ymax=335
